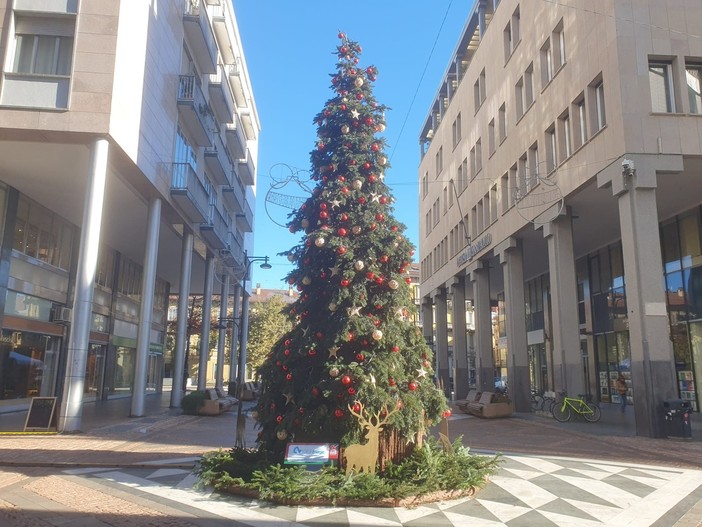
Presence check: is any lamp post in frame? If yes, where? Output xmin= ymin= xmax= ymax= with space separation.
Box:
xmin=234 ymin=250 xmax=271 ymax=447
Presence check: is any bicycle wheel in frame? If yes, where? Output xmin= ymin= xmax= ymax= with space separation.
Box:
xmin=552 ymin=402 xmax=572 ymax=422
xmin=583 ymin=402 xmax=601 ymax=422
xmin=531 ymin=395 xmax=543 ymax=411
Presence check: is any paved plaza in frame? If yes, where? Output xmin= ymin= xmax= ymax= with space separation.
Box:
xmin=0 ymin=394 xmax=701 ymax=526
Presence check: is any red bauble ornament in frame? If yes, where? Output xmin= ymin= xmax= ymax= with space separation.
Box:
xmin=285 ymin=339 xmax=292 ymax=346
xmin=373 ymin=319 xmax=380 ymax=326
xmin=270 ymin=403 xmax=276 ymax=410
xmin=286 ymin=373 xmax=293 ymax=381
xmin=391 ymin=225 xmax=398 ymax=231
xmin=408 ymin=381 xmax=418 ymax=391
xmin=375 ymin=304 xmax=383 ymax=310
xmin=324 ymin=110 xmax=331 ymax=117
xmin=317 ymin=143 xmax=324 ymax=151
xmin=371 ymin=143 xmax=380 ymax=152
xmin=363 ymin=162 xmax=371 ymax=170
xmin=338 ymin=228 xmax=347 ymax=237
xmin=443 ymin=410 xmax=452 ymax=418
xmin=375 ymin=276 xmax=384 ymax=285
xmin=356 ymin=92 xmax=363 ymax=100
xmin=341 ymin=375 xmax=352 ymax=385
xmin=424 ymin=360 xmax=431 ymax=368
xmin=340 ymin=104 xmax=347 ymax=111
xmin=391 ymin=345 xmax=400 ymax=353
xmin=340 ymin=279 xmax=350 ymax=287
xmin=375 ymin=213 xmax=384 ymax=221
xmin=365 ymin=117 xmax=374 ymax=126
xmin=349 ymin=159 xmax=357 ymax=166
xmin=405 ymin=277 xmax=412 ymax=284
xmin=299 ymin=407 xmax=305 ymax=415
xmin=388 ymin=377 xmax=396 ymax=386
xmin=379 ymin=255 xmax=389 ymax=263
xmin=320 ymin=203 xmax=327 ymax=210
xmin=337 ymin=246 xmax=347 ymax=255
xmin=316 ymin=332 xmax=324 ymax=340
xmin=353 ymin=402 xmax=361 ymax=413
xmin=341 ymin=187 xmax=349 ymax=194
xmin=312 ymin=387 xmax=319 ymax=397
xmin=276 ymin=415 xmax=283 ymax=423
xmin=276 ymin=361 xmax=281 ymax=366
xmin=369 ymin=223 xmax=377 ymax=231
xmin=340 ymin=46 xmax=348 ymax=54
xmin=356 ymin=353 xmax=365 ymax=362
xmin=357 ymin=196 xmax=366 ymax=204
xmin=339 ymin=175 xmax=346 ymax=182
xmin=334 ymin=408 xmax=344 ymax=418
xmin=348 ymin=387 xmax=356 ymax=395
xmin=348 ymin=332 xmax=354 ymax=341
xmin=366 ymin=271 xmax=375 ymax=280
xmin=319 ymin=210 xmax=329 ymax=219
xmin=368 ymin=174 xmax=377 ymax=183
xmin=284 ymin=349 xmax=291 ymax=356
xmin=338 ymin=32 xmax=345 ymax=39
xmin=282 ymin=365 xmax=288 ymax=371
xmin=289 ymin=226 xmax=296 ymax=233
xmin=308 ymin=349 xmax=316 ymax=356
xmin=340 ymin=213 xmax=348 ymax=221
xmin=379 ymin=196 xmax=388 ymax=204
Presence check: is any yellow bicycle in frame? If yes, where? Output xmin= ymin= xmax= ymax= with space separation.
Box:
xmin=552 ymin=392 xmax=601 ymax=423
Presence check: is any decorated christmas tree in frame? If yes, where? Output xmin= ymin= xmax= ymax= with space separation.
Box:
xmin=255 ymin=33 xmax=450 ymax=468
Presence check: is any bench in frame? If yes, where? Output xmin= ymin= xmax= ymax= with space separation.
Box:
xmin=455 ymin=389 xmax=481 ymax=414
xmin=239 ymin=381 xmax=259 ymax=401
xmin=464 ymin=391 xmax=512 ymax=418
xmin=199 ymin=388 xmax=237 ymax=416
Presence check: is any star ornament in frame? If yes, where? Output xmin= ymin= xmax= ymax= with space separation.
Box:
xmin=301 ymin=326 xmax=310 ymax=336
xmin=347 ymin=306 xmax=361 ymax=317
xmin=329 ymin=265 xmax=341 ymax=277
xmin=416 ymin=367 xmax=428 ymax=378
xmin=370 ymin=193 xmax=381 ymax=203
xmin=284 ymin=392 xmax=296 ymax=405
xmin=395 ymin=307 xmax=405 ymax=319
xmin=330 ymin=199 xmax=342 ymax=209
xmin=351 ymin=109 xmax=360 ymax=119
xmin=328 ymin=346 xmax=340 ymax=359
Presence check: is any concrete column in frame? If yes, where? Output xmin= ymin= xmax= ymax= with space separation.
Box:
xmin=197 ymin=253 xmax=215 ymax=391
xmin=433 ymin=288 xmax=450 ymax=397
xmin=59 ymin=138 xmax=109 ymax=432
xmin=615 ymin=162 xmax=677 ymax=437
xmin=469 ymin=262 xmax=493 ymax=392
xmin=450 ymin=276 xmax=469 ymax=399
xmin=421 ymin=297 xmax=434 ymax=347
xmin=170 ymin=231 xmax=194 ymax=408
xmin=228 ymin=283 xmax=242 ymax=391
xmin=238 ymin=291 xmax=251 ymax=386
xmin=131 ymin=197 xmax=161 ymax=417
xmin=215 ymin=272 xmax=230 ymax=391
xmin=542 ymin=207 xmax=584 ymax=397
xmin=496 ymin=238 xmax=530 ymax=412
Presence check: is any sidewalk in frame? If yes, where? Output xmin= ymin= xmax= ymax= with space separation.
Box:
xmin=0 ymin=392 xmax=701 ymax=527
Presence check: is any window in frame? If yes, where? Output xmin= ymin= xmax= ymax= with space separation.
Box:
xmin=518 ymin=153 xmax=528 ymax=195
xmin=516 ymin=77 xmax=525 ymax=119
xmin=490 ymin=185 xmax=498 ymax=223
xmin=649 ymin=61 xmax=675 ymax=112
xmin=448 ymin=180 xmax=454 ymax=209
xmin=686 ymin=63 xmax=702 ymax=114
xmin=509 ymin=164 xmax=518 ymax=203
xmin=498 ymin=103 xmax=507 ymax=142
xmin=13 ymin=195 xmax=73 ymax=270
xmin=554 ymin=20 xmax=566 ymax=70
xmin=474 ymin=68 xmax=486 ymax=111
xmin=573 ymin=95 xmax=587 ymax=149
xmin=503 ymin=6 xmax=521 ymax=62
xmin=541 ymin=38 xmax=553 ymax=86
xmin=528 ymin=142 xmax=539 ymax=189
xmin=422 ymin=173 xmax=429 ymax=198
xmin=558 ymin=111 xmax=572 ymax=159
xmin=175 ymin=127 xmax=197 ymax=169
xmin=452 ymin=113 xmax=462 ymax=148
xmin=589 ymin=78 xmax=606 ymax=133
xmin=470 ymin=139 xmax=482 ymax=179
xmin=13 ymin=34 xmax=73 ymax=76
xmin=546 ymin=124 xmax=557 ymax=173
xmin=500 ymin=173 xmax=510 ymax=214
xmin=435 ymin=146 xmax=443 ymax=175
xmin=488 ymin=118 xmax=496 ymax=155
xmin=525 ymin=63 xmax=535 ymax=107
xmin=443 ymin=187 xmax=448 ymax=214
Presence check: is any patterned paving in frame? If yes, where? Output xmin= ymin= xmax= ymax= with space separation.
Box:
xmin=64 ymin=454 xmax=702 ymax=527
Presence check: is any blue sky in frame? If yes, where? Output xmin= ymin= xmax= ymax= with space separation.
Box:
xmin=233 ymin=1 xmax=475 ymax=288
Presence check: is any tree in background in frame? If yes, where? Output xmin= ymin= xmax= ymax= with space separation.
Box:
xmin=247 ymin=296 xmax=293 ymax=373
xmin=255 ymin=34 xmax=449 ymax=466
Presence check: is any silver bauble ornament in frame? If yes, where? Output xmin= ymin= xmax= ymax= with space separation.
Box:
xmin=372 ymin=329 xmax=383 ymax=341
xmin=315 ymin=237 xmax=326 ymax=247
xmin=329 ymin=367 xmax=340 ymax=377
xmin=329 ymin=302 xmax=337 ymax=312
xmin=378 ymin=156 xmax=387 ymax=166
xmin=388 ymin=279 xmax=399 ymax=290
xmin=376 ymin=123 xmax=386 ymax=132
xmin=352 ymin=179 xmax=363 ymax=190
xmin=354 ymin=77 xmax=364 ymax=87
xmin=354 ymin=260 xmax=365 ymax=271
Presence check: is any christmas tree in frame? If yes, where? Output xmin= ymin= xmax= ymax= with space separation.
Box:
xmin=255 ymin=33 xmax=450 ymax=467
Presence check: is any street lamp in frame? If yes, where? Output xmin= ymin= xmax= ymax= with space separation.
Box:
xmin=234 ymin=250 xmax=270 ymax=447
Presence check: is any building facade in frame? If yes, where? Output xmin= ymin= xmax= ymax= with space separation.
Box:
xmin=0 ymin=0 xmax=259 ymax=430
xmin=418 ymin=0 xmax=702 ymax=437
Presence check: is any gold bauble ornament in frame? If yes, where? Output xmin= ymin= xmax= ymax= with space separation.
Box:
xmin=378 ymin=156 xmax=387 ymax=166
xmin=302 ymin=276 xmax=311 ymax=285
xmin=301 ymin=219 xmax=309 ymax=228
xmin=277 ymin=430 xmax=288 ymax=440
xmin=329 ymin=302 xmax=337 ymax=311
xmin=329 ymin=367 xmax=340 ymax=377
xmin=341 ymin=124 xmax=350 ymax=134
xmin=388 ymin=279 xmax=399 ymax=290
xmin=315 ymin=237 xmax=326 ymax=247
xmin=354 ymin=260 xmax=365 ymax=271
xmin=352 ymin=179 xmax=363 ymax=190
xmin=372 ymin=329 xmax=383 ymax=340
xmin=354 ymin=77 xmax=364 ymax=87
xmin=352 ymin=226 xmax=362 ymax=235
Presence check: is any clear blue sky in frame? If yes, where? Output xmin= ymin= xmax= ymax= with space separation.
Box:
xmin=233 ymin=1 xmax=475 ymax=288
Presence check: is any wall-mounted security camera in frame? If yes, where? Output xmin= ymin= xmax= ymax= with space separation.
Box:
xmin=622 ymin=158 xmax=634 ymax=171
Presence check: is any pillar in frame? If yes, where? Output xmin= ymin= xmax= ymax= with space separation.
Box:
xmin=421 ymin=297 xmax=433 ymax=348
xmin=542 ymin=206 xmax=584 ymax=396
xmin=600 ymin=156 xmax=679 ymax=437
xmin=238 ymin=291 xmax=251 ymax=386
xmin=215 ymin=272 xmax=230 ymax=391
xmin=197 ymin=253 xmax=215 ymax=391
xmin=450 ymin=276 xmax=469 ymax=399
xmin=170 ymin=230 xmax=193 ymax=408
xmin=228 ymin=283 xmax=242 ymax=392
xmin=469 ymin=261 xmax=493 ymax=392
xmin=59 ymin=138 xmax=109 ymax=432
xmin=496 ymin=238 xmax=530 ymax=412
xmin=433 ymin=287 xmax=449 ymax=397
xmin=131 ymin=197 xmax=161 ymax=417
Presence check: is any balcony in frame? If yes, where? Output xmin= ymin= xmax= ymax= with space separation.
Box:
xmin=183 ymin=0 xmax=217 ymax=74
xmin=238 ymin=152 xmax=255 ymax=186
xmin=224 ymin=115 xmax=246 ymax=160
xmin=210 ymin=3 xmax=236 ymax=65
xmin=208 ymin=63 xmax=235 ymax=124
xmin=170 ymin=163 xmax=209 ymax=224
xmin=222 ymin=178 xmax=245 ymax=213
xmin=220 ymin=231 xmax=244 ymax=270
xmin=200 ymin=203 xmax=229 ymax=250
xmin=239 ymin=108 xmax=257 ymax=141
xmin=236 ymin=201 xmax=253 ymax=232
xmin=204 ymin=132 xmax=232 ymax=186
xmin=226 ymin=60 xmax=247 ymax=108
xmin=177 ymin=75 xmax=214 ymax=147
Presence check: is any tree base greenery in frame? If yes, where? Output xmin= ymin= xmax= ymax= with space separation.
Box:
xmin=181 ymin=391 xmax=207 ymax=415
xmin=197 ymin=436 xmax=500 ymax=506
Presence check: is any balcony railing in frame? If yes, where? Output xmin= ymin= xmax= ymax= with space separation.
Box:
xmin=236 ymin=200 xmax=253 ymax=232
xmin=204 ymin=132 xmax=232 ymax=186
xmin=208 ymin=63 xmax=235 ymax=124
xmin=226 ymin=60 xmax=247 ymax=108
xmin=170 ymin=162 xmax=209 ymax=223
xmin=183 ymin=0 xmax=217 ymax=74
xmin=238 ymin=152 xmax=255 ymax=186
xmin=200 ymin=203 xmax=228 ymax=250
xmin=210 ymin=2 xmax=236 ymax=65
xmin=177 ymin=75 xmax=213 ymax=147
